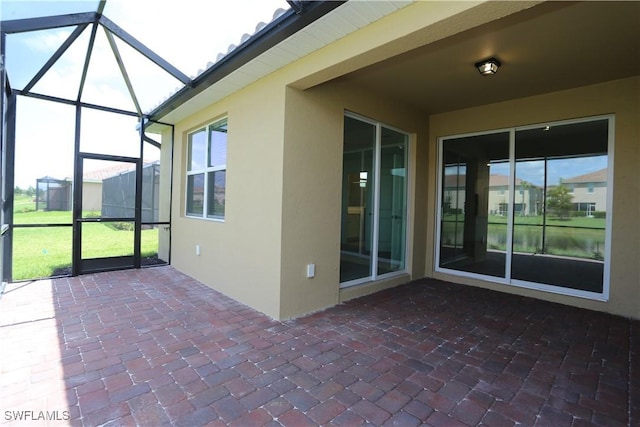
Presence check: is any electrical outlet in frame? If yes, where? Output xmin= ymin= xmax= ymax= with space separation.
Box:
xmin=306 ymin=263 xmax=315 ymax=278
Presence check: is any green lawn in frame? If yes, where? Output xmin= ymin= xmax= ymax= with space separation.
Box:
xmin=441 ymin=214 xmax=606 ymax=260
xmin=442 ymin=213 xmax=605 ymax=229
xmin=14 ymin=209 xmax=73 ymax=224
xmin=11 ymin=202 xmax=161 ymax=280
xmin=488 ymin=214 xmax=605 ymax=229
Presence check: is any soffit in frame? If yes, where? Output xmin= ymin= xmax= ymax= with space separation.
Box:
xmin=156 ymin=1 xmax=412 ymax=124
xmin=333 ymin=1 xmax=640 ymax=115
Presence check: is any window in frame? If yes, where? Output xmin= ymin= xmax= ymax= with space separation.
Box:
xmin=186 ymin=118 xmax=227 ymax=219
xmin=437 ymin=116 xmax=611 ymax=299
xmin=340 ymin=114 xmax=409 ymax=286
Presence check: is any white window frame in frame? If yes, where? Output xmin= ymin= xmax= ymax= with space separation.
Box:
xmin=435 ymin=115 xmax=614 ymax=301
xmin=185 ymin=117 xmax=227 ymax=221
xmin=340 ymin=112 xmax=412 ymax=288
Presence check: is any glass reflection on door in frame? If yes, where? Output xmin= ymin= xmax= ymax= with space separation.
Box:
xmin=340 ymin=117 xmax=375 ymax=283
xmin=438 ymin=132 xmax=510 ymax=278
xmin=512 ymin=120 xmax=608 ymax=293
xmin=340 ymin=116 xmax=409 ymax=285
xmin=377 ymin=127 xmax=407 ymax=275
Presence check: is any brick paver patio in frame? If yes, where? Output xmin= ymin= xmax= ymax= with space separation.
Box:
xmin=0 ymin=266 xmax=637 ymax=426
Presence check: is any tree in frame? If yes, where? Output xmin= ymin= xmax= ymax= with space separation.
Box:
xmin=547 ymin=184 xmax=573 ymax=220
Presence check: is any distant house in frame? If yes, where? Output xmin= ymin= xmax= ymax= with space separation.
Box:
xmin=443 ymin=174 xmax=543 ymax=217
xmin=562 ymin=168 xmax=607 ymax=215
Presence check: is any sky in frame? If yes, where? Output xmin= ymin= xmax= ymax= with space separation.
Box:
xmin=1 ymin=0 xmax=287 ymax=188
xmin=445 ymin=152 xmax=608 ymax=188
xmin=491 ymin=155 xmax=608 ymax=187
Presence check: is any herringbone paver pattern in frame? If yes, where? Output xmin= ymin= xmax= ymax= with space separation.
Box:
xmin=0 ymin=266 xmax=637 ymax=426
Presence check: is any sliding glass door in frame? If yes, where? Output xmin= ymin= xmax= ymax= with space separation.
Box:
xmin=439 ymin=132 xmax=510 ymax=278
xmin=437 ymin=116 xmax=611 ymax=299
xmin=340 ymin=114 xmax=408 ymax=286
xmin=341 ymin=117 xmax=375 ymax=282
xmin=511 ymin=121 xmax=609 ymax=292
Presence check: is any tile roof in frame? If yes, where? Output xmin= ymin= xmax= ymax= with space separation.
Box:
xmin=83 ymin=161 xmax=159 ymax=182
xmin=149 ymin=1 xmax=411 ymax=123
xmin=149 ymin=7 xmax=289 ymax=113
xmin=562 ymin=168 xmax=607 ymax=184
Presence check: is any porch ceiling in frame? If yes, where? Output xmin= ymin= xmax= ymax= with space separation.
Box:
xmin=333 ymin=1 xmax=640 ymax=115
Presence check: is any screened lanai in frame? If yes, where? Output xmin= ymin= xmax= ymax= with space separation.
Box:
xmin=0 ymin=0 xmax=288 ymax=282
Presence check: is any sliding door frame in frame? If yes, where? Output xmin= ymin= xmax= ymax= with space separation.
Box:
xmin=435 ymin=114 xmax=614 ymax=301
xmin=341 ymin=112 xmax=410 ymax=288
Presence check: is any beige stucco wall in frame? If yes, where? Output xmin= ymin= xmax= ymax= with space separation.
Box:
xmin=158 ymin=129 xmax=173 ymax=262
xmin=570 ymin=186 xmax=607 ymax=212
xmin=279 ymin=81 xmax=429 ymax=319
xmin=428 ymin=76 xmax=640 ymax=319
xmin=168 ymin=75 xmax=287 ymax=318
xmin=167 ymin=74 xmax=430 ymax=320
xmin=162 ymin=0 xmax=638 ymax=320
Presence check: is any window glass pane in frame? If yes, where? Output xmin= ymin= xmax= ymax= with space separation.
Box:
xmin=511 ymin=159 xmax=544 ymax=257
xmin=187 ymin=174 xmax=204 ymax=216
xmin=441 ymin=163 xmax=466 ymax=261
xmin=377 ymin=127 xmax=407 ymax=275
xmin=439 ymin=132 xmax=510 ymax=278
xmin=340 ymin=117 xmax=376 ymax=283
xmin=207 ymin=170 xmax=226 ymax=219
xmin=209 ymin=120 xmax=227 ymax=168
xmin=512 ymin=120 xmax=608 ymax=292
xmin=188 ymin=129 xmax=206 ymax=171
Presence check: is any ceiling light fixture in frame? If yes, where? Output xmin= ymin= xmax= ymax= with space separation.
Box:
xmin=475 ymin=57 xmax=501 ymax=76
